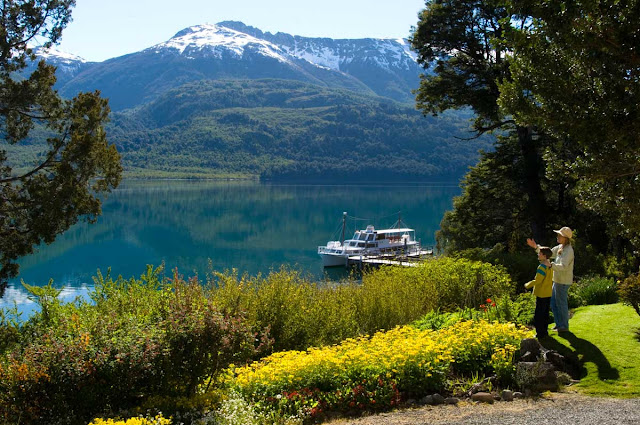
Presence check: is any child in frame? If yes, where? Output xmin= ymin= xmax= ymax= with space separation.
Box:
xmin=524 ymin=247 xmax=553 ymax=339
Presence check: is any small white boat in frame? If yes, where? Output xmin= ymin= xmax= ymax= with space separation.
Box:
xmin=318 ymin=212 xmax=421 ymax=267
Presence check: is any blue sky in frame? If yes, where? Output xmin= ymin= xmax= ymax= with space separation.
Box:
xmin=56 ymin=0 xmax=426 ymax=62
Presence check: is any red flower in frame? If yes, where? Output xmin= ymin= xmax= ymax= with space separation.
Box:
xmin=486 ymin=298 xmax=492 ymax=303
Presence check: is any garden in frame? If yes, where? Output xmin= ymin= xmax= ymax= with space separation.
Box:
xmin=1 ymin=259 xmax=639 ymax=425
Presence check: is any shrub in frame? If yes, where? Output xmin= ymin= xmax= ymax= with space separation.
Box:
xmin=0 ymin=267 xmax=264 ymax=425
xmin=211 ymin=267 xmax=359 ymax=352
xmin=355 ymin=258 xmax=513 ymax=334
xmin=411 ymin=294 xmax=536 ymax=331
xmin=494 ymin=294 xmax=536 ymax=326
xmin=490 ymin=344 xmax=518 ymax=387
xmin=575 ymin=276 xmax=618 ymax=306
xmin=211 ymin=259 xmax=513 ymax=352
xmin=453 ymin=246 xmax=538 ymax=293
xmin=618 ymin=273 xmax=640 ymax=317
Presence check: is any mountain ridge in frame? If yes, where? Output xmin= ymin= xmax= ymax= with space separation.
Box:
xmin=32 ymin=21 xmax=423 ymax=109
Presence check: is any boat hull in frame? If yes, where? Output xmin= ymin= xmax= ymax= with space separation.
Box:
xmin=319 ymin=253 xmax=349 ymax=267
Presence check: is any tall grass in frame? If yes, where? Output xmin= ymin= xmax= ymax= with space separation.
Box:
xmin=210 ymin=257 xmax=513 ymax=352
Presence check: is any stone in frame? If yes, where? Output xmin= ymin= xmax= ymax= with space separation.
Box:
xmin=520 ymin=338 xmax=543 ymax=361
xmin=444 ymin=397 xmax=459 ymax=405
xmin=432 ymin=393 xmax=445 ymax=405
xmin=471 ymin=392 xmax=495 ymax=404
xmin=513 ymin=391 xmax=524 ymax=399
xmin=419 ymin=395 xmax=434 ymax=405
xmin=501 ymin=390 xmax=514 ymax=402
xmin=406 ymin=398 xmax=417 ymax=405
xmin=516 ymin=361 xmax=559 ymax=393
xmin=544 ymin=351 xmax=567 ymax=370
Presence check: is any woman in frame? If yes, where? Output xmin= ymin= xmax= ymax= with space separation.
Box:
xmin=527 ymin=226 xmax=575 ymax=332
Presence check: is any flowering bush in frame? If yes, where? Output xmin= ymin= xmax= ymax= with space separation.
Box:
xmin=490 ymin=344 xmax=518 ymax=386
xmin=228 ymin=320 xmax=532 ymax=419
xmin=88 ymin=414 xmax=171 ymax=425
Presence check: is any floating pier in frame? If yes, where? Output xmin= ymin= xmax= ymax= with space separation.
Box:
xmin=347 ymin=249 xmax=434 ymax=269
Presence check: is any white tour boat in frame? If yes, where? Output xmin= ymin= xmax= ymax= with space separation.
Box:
xmin=318 ymin=212 xmax=421 ymax=267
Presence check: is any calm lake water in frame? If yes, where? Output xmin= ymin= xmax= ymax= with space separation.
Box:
xmin=1 ymin=180 xmax=460 ymax=317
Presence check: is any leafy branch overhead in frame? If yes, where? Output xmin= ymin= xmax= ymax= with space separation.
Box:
xmin=412 ymin=0 xmax=640 ymax=268
xmin=0 ymin=0 xmax=122 ymax=293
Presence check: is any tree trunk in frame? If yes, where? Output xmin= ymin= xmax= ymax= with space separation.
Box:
xmin=516 ymin=125 xmax=547 ymax=242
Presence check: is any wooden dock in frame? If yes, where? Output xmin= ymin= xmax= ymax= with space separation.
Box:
xmin=347 ymin=249 xmax=434 ymax=268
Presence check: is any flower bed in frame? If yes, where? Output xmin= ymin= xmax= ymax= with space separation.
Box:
xmin=227 ymin=320 xmax=532 ymax=419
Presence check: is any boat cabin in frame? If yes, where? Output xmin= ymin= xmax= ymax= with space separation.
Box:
xmin=346 ymin=225 xmax=415 ymax=249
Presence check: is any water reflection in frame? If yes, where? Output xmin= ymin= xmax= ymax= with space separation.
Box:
xmin=1 ymin=180 xmax=459 ymax=316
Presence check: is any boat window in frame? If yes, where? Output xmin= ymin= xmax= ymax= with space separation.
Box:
xmin=352 ymin=232 xmax=360 ymax=240
xmin=357 ymin=242 xmax=365 ymax=247
xmin=359 ymin=233 xmax=367 ymax=241
xmin=349 ymin=242 xmax=356 ymax=247
xmin=366 ymin=234 xmax=373 ymax=241
xmin=377 ymin=233 xmax=385 ymax=240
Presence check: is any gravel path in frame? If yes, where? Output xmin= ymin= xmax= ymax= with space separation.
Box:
xmin=326 ymin=392 xmax=640 ymax=425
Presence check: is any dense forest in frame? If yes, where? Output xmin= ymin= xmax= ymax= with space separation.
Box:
xmin=105 ymin=79 xmax=491 ymax=180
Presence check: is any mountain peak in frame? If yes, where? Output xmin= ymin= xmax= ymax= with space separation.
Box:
xmin=150 ymin=23 xmax=289 ymax=62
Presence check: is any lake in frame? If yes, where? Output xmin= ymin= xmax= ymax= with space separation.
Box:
xmin=0 ymin=180 xmax=460 ymax=317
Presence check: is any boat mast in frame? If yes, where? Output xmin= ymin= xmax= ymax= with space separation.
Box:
xmin=341 ymin=211 xmax=347 ymax=245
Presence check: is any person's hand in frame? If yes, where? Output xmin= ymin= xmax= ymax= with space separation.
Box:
xmin=526 ymin=238 xmax=537 ymax=249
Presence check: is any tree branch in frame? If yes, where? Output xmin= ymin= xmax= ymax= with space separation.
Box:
xmin=454 ymin=120 xmax=514 ymax=140
xmin=0 ymin=131 xmax=68 ymax=184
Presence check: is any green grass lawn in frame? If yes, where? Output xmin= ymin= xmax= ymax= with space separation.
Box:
xmin=540 ymin=303 xmax=640 ymax=397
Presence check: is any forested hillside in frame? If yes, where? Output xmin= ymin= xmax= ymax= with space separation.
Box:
xmin=107 ymin=79 xmax=491 ymax=180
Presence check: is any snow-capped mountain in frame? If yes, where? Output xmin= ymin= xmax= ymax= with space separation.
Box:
xmin=148 ymin=24 xmax=292 ymax=63
xmin=218 ymin=21 xmax=418 ymax=73
xmin=27 ymin=47 xmax=93 ymax=86
xmin=43 ymin=22 xmax=423 ymax=110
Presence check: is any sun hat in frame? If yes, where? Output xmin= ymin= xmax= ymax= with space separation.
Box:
xmin=553 ymin=226 xmax=573 ymax=239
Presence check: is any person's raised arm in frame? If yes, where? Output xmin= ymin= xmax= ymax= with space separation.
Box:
xmin=527 ymin=238 xmax=537 ymax=249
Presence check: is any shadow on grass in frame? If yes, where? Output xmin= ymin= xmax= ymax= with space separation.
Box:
xmin=540 ymin=332 xmax=619 ymax=381
xmin=635 ymin=327 xmax=640 ymax=343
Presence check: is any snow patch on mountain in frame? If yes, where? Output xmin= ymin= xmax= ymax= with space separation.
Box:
xmin=275 ymin=37 xmax=417 ymax=73
xmin=148 ymin=24 xmax=291 ymax=63
xmin=32 ymin=46 xmax=86 ymax=63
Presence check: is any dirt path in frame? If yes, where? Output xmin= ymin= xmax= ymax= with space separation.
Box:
xmin=325 ymin=392 xmax=640 ymax=425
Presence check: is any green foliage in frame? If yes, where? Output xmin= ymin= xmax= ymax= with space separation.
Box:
xmin=618 ymin=273 xmax=640 ymax=317
xmin=0 ymin=266 xmax=263 ymax=425
xmin=412 ymin=293 xmax=536 ymax=331
xmin=568 ymin=276 xmax=619 ymax=308
xmin=100 ymin=79 xmax=492 ymax=181
xmin=450 ymin=245 xmax=537 ymax=292
xmin=0 ymin=308 xmax=21 ymax=354
xmin=211 ymin=258 xmax=513 ymax=352
xmin=414 ymin=0 xmax=637 ymax=271
xmin=0 ymin=1 xmax=122 ymax=292
xmin=410 ymin=0 xmax=509 ymax=131
xmin=21 ymin=279 xmax=63 ymax=325
xmin=501 ymin=0 xmax=640 ymax=251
